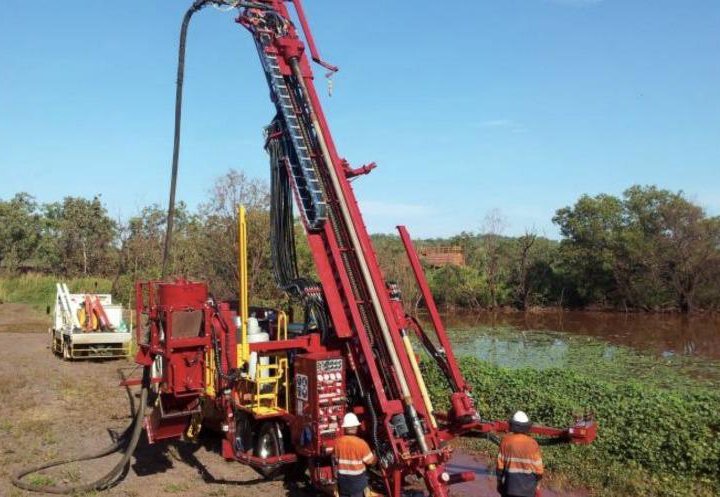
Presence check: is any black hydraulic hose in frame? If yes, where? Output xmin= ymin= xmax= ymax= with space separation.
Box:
xmin=365 ymin=391 xmax=380 ymax=451
xmin=266 ymin=116 xmax=332 ymax=342
xmin=12 ymin=368 xmax=151 ymax=494
xmin=162 ymin=0 xmax=210 ymax=278
xmin=408 ymin=316 xmax=459 ymax=392
xmin=161 ymin=0 xmax=281 ymax=278
xmin=211 ymin=321 xmax=236 ymax=382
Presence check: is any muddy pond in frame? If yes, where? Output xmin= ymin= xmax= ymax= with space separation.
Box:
xmin=426 ymin=311 xmax=720 ymax=384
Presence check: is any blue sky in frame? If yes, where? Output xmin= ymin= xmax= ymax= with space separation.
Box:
xmin=1 ymin=0 xmax=718 ymax=238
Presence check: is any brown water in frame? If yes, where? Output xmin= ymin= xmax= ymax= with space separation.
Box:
xmin=442 ymin=311 xmax=720 ymax=360
xmin=417 ymin=311 xmax=720 ymax=385
xmin=446 ymin=450 xmax=587 ymax=497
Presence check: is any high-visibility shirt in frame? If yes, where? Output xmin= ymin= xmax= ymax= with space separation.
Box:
xmin=335 ymin=434 xmax=375 ymax=476
xmin=496 ymin=433 xmax=544 ymax=497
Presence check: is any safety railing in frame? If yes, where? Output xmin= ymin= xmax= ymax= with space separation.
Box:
xmin=245 ymin=311 xmax=290 ymax=414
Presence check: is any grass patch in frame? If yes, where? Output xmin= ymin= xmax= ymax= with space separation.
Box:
xmin=0 ymin=419 xmax=13 ymax=434
xmin=163 ymin=481 xmax=191 ymax=493
xmin=0 ymin=375 xmax=28 ymax=398
xmin=207 ymin=487 xmax=228 ymax=497
xmin=61 ymin=467 xmax=82 ymax=483
xmin=424 ymin=356 xmax=720 ymax=497
xmin=26 ymin=473 xmax=56 ymax=487
xmin=0 ymin=273 xmax=113 ymax=311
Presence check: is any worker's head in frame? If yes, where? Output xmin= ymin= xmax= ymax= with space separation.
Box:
xmin=509 ymin=411 xmax=532 ymax=434
xmin=342 ymin=412 xmax=361 ymax=434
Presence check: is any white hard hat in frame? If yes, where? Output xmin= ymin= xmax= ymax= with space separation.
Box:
xmin=342 ymin=412 xmax=361 ymax=428
xmin=511 ymin=411 xmax=530 ymax=424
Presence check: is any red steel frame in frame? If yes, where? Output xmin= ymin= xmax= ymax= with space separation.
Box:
xmin=132 ymin=3 xmax=596 ymax=497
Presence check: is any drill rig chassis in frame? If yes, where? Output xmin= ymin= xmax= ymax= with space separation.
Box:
xmin=133 ymin=2 xmax=597 ymax=497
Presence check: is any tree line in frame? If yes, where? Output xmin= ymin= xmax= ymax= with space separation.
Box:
xmin=1 ymin=171 xmax=718 ymax=313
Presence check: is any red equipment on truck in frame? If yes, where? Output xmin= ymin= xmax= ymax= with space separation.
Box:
xmin=132 ymin=2 xmax=596 ymax=497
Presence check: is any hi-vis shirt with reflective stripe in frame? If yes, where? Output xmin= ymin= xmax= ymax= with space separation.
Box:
xmin=496 ymin=433 xmax=544 ymax=497
xmin=496 ymin=433 xmax=544 ymax=476
xmin=335 ymin=435 xmax=375 ymax=476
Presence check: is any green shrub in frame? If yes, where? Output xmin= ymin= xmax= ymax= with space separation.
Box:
xmin=423 ymin=357 xmax=720 ymax=497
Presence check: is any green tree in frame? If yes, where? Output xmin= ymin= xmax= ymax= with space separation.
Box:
xmin=196 ymin=169 xmax=273 ymax=301
xmin=43 ymin=196 xmax=118 ymax=276
xmin=0 ymin=193 xmax=44 ymax=272
xmin=428 ymin=265 xmax=488 ymax=308
xmin=553 ymin=194 xmax=625 ymax=307
xmin=372 ymin=233 xmax=423 ymax=314
xmin=554 ymin=186 xmax=720 ymax=312
xmin=623 ymin=186 xmax=720 ymax=312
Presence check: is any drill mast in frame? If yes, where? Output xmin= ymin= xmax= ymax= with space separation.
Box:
xmin=132 ymin=3 xmax=597 ymax=497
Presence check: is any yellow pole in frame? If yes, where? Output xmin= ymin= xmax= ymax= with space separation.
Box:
xmin=401 ymin=333 xmax=438 ymax=429
xmin=238 ymin=205 xmax=249 ymax=367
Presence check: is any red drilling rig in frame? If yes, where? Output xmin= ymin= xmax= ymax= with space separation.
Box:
xmin=134 ymin=2 xmax=597 ymax=497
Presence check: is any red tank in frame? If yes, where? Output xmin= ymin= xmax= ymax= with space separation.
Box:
xmin=157 ymin=279 xmax=207 ymax=309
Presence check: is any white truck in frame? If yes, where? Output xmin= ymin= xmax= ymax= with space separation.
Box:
xmin=50 ymin=283 xmax=132 ymax=360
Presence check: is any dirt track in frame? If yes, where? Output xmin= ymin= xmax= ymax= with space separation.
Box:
xmin=0 ymin=308 xmax=585 ymax=497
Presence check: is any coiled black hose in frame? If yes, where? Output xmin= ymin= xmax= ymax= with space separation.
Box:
xmin=12 ymin=368 xmax=151 ymax=494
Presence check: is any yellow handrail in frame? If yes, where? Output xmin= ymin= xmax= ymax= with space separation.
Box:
xmin=277 ymin=311 xmax=288 ymax=341
xmin=276 ymin=312 xmax=289 ymax=409
xmin=237 ymin=205 xmax=249 ymax=368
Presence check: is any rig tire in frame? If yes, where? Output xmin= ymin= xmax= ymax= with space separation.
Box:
xmin=253 ymin=421 xmax=285 ymax=480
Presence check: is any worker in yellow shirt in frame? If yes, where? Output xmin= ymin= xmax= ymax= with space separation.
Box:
xmin=496 ymin=411 xmax=544 ymax=497
xmin=335 ymin=413 xmax=377 ymax=497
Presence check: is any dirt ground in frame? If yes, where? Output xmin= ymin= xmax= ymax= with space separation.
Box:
xmin=0 ymin=304 xmax=51 ymax=333
xmin=0 ymin=308 xmax=586 ymax=497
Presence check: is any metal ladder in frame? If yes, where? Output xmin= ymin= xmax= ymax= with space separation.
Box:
xmin=247 ymin=312 xmax=290 ymax=415
xmin=257 ymin=38 xmax=327 ymax=230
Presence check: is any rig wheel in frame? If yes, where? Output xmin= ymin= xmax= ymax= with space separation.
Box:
xmin=234 ymin=411 xmax=253 ymax=455
xmin=253 ymin=420 xmax=285 ymax=480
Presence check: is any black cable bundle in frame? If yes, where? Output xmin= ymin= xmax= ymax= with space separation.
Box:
xmin=266 ymin=116 xmax=331 ymax=342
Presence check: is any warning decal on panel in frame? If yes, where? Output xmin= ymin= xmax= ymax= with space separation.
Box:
xmin=296 ymin=373 xmax=309 ymax=401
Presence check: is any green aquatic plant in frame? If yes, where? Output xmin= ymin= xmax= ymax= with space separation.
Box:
xmin=422 ymin=356 xmax=720 ymax=497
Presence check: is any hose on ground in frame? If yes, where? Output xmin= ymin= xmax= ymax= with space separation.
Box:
xmin=12 ymin=367 xmax=151 ymax=494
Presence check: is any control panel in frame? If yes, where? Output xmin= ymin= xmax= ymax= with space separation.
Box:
xmin=293 ymin=352 xmax=346 ymax=455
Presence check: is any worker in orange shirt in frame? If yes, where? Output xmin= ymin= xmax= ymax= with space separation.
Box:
xmin=335 ymin=413 xmax=377 ymax=497
xmin=496 ymin=411 xmax=544 ymax=497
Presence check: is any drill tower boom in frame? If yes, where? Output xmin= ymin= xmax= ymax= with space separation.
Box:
xmin=131 ymin=3 xmax=597 ymax=497
xmin=243 ymin=0 xmax=438 ymax=451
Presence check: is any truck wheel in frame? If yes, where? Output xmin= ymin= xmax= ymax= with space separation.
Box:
xmin=253 ymin=421 xmax=285 ymax=480
xmin=63 ymin=341 xmax=71 ymax=360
